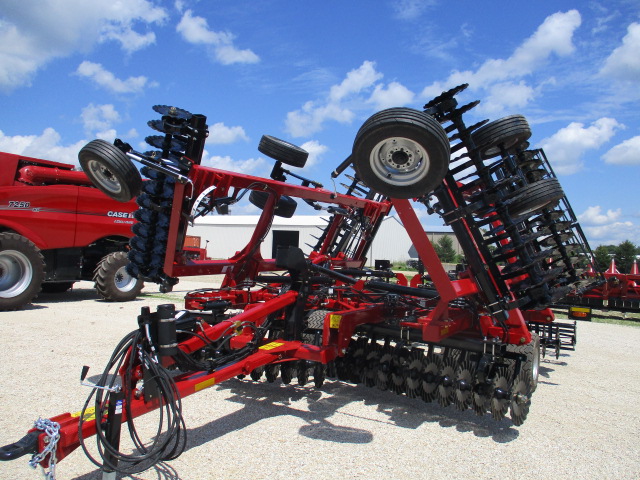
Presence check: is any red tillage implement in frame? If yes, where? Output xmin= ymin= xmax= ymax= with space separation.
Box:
xmin=1 ymin=86 xmax=598 ymax=478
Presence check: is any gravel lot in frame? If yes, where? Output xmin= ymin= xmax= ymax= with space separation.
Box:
xmin=1 ymin=279 xmax=639 ymax=480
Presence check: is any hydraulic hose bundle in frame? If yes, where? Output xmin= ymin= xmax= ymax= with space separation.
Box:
xmin=77 ymin=317 xmax=186 ymax=474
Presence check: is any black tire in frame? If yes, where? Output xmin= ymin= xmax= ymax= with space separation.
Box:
xmin=302 ymin=309 xmax=329 ymax=343
xmin=93 ymin=251 xmax=144 ymax=301
xmin=351 ymin=108 xmax=450 ymax=199
xmin=0 ymin=233 xmax=44 ymax=311
xmin=248 ymin=190 xmax=297 ymax=218
xmin=258 ymin=135 xmax=309 ymax=168
xmin=507 ymin=178 xmax=565 ymax=217
xmin=79 ymin=139 xmax=142 ymax=202
xmin=507 ymin=333 xmax=540 ymax=392
xmin=41 ymin=282 xmax=74 ymax=293
xmin=471 ymin=115 xmax=532 ymax=160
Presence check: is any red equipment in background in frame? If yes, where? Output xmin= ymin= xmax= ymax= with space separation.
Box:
xmin=564 ymin=258 xmax=640 ymax=312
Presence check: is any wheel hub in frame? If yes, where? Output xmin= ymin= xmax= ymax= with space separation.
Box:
xmin=86 ymin=159 xmax=122 ymax=195
xmin=0 ymin=250 xmax=33 ymax=298
xmin=114 ymin=266 xmax=138 ymax=292
xmin=370 ymin=137 xmax=430 ymax=186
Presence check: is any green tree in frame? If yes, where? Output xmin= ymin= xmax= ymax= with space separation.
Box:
xmin=614 ymin=240 xmax=638 ymax=273
xmin=593 ymin=245 xmax=611 ymax=272
xmin=434 ymin=235 xmax=456 ymax=263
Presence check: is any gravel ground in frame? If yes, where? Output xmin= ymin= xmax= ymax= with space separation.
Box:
xmin=1 ymin=279 xmax=639 ymax=480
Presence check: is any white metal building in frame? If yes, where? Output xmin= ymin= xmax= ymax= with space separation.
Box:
xmin=187 ymin=215 xmax=460 ymax=265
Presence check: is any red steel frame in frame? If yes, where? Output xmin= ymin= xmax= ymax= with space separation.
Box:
xmin=17 ymin=155 xmax=535 ymax=470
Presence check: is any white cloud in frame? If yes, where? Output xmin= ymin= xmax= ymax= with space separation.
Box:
xmin=299 ymin=140 xmax=328 ymax=169
xmin=0 ymin=0 xmax=167 ymax=92
xmin=578 ymin=205 xmax=622 ymax=225
xmin=391 ymin=0 xmax=436 ymax=20
xmin=75 ymin=61 xmax=152 ymax=94
xmin=329 ymin=61 xmax=383 ymax=102
xmin=81 ymin=103 xmax=120 ymax=133
xmin=368 ymin=81 xmax=415 ymax=110
xmin=207 ymin=122 xmax=249 ymax=144
xmin=600 ymin=22 xmax=640 ymax=82
xmin=286 ymin=102 xmax=355 ymax=138
xmin=480 ymin=81 xmax=536 ymax=115
xmin=538 ymin=117 xmax=622 ymax=174
xmin=420 ymin=10 xmax=581 ymax=112
xmin=286 ymin=61 xmax=412 ymax=137
xmin=602 ymin=135 xmax=640 ymax=165
xmin=583 ymin=222 xmax=639 ymax=246
xmin=0 ymin=128 xmax=86 ymax=166
xmin=176 ymin=10 xmax=259 ymax=65
xmin=200 ymin=152 xmax=267 ymax=175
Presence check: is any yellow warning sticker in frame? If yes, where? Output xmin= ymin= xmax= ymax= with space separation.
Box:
xmin=195 ymin=377 xmax=216 ymax=392
xmin=71 ymin=406 xmax=96 ymax=421
xmin=259 ymin=341 xmax=285 ymax=351
xmin=329 ymin=314 xmax=341 ymax=329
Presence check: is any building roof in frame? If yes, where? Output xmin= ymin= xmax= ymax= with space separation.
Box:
xmin=194 ymin=214 xmax=453 ymax=232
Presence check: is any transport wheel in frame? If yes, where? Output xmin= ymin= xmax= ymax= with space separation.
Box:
xmin=258 ymin=135 xmax=309 ymax=168
xmin=352 ymin=107 xmax=450 ymax=199
xmin=79 ymin=139 xmax=142 ymax=202
xmin=0 ymin=233 xmax=45 ymax=311
xmin=506 ymin=178 xmax=565 ymax=217
xmin=93 ymin=251 xmax=144 ymax=301
xmin=41 ymin=282 xmax=75 ymax=293
xmin=248 ymin=190 xmax=297 ymax=218
xmin=471 ymin=115 xmax=532 ymax=160
xmin=507 ymin=333 xmax=540 ymax=392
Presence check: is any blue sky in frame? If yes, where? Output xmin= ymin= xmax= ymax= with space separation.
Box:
xmin=1 ymin=0 xmax=639 ymax=246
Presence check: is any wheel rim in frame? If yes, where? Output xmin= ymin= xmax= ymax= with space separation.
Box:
xmin=368 ymin=137 xmax=431 ymax=187
xmin=86 ymin=159 xmax=123 ymax=196
xmin=0 ymin=250 xmax=33 ymax=298
xmin=114 ymin=265 xmax=138 ymax=292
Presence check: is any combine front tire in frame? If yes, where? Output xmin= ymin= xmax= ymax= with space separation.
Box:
xmin=0 ymin=233 xmax=44 ymax=311
xmin=93 ymin=251 xmax=144 ymax=301
xmin=352 ymin=108 xmax=450 ymax=199
xmin=79 ymin=139 xmax=142 ymax=202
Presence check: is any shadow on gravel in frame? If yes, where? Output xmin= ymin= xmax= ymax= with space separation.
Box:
xmin=180 ymin=377 xmax=519 ymax=453
xmin=26 ymin=287 xmax=154 ymax=310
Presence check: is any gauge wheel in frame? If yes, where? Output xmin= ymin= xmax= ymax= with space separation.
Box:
xmin=79 ymin=139 xmax=142 ymax=202
xmin=94 ymin=251 xmax=144 ymax=301
xmin=258 ymin=135 xmax=309 ymax=168
xmin=507 ymin=333 xmax=540 ymax=392
xmin=352 ymin=107 xmax=450 ymax=199
xmin=249 ymin=190 xmax=298 ymax=218
xmin=0 ymin=233 xmax=44 ymax=311
xmin=507 ymin=178 xmax=565 ymax=217
xmin=471 ymin=115 xmax=532 ymax=160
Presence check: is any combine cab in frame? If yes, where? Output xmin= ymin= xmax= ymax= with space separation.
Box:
xmin=0 ymin=86 xmax=600 ymax=478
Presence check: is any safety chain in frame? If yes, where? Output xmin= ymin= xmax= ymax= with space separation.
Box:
xmin=28 ymin=417 xmax=60 ymax=480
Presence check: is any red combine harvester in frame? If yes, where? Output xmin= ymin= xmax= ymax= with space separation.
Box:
xmin=0 ymin=152 xmax=144 ymax=311
xmin=0 ymin=85 xmax=599 ymax=478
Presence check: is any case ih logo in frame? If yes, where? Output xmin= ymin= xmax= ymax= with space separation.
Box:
xmin=107 ymin=211 xmax=134 ymax=218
